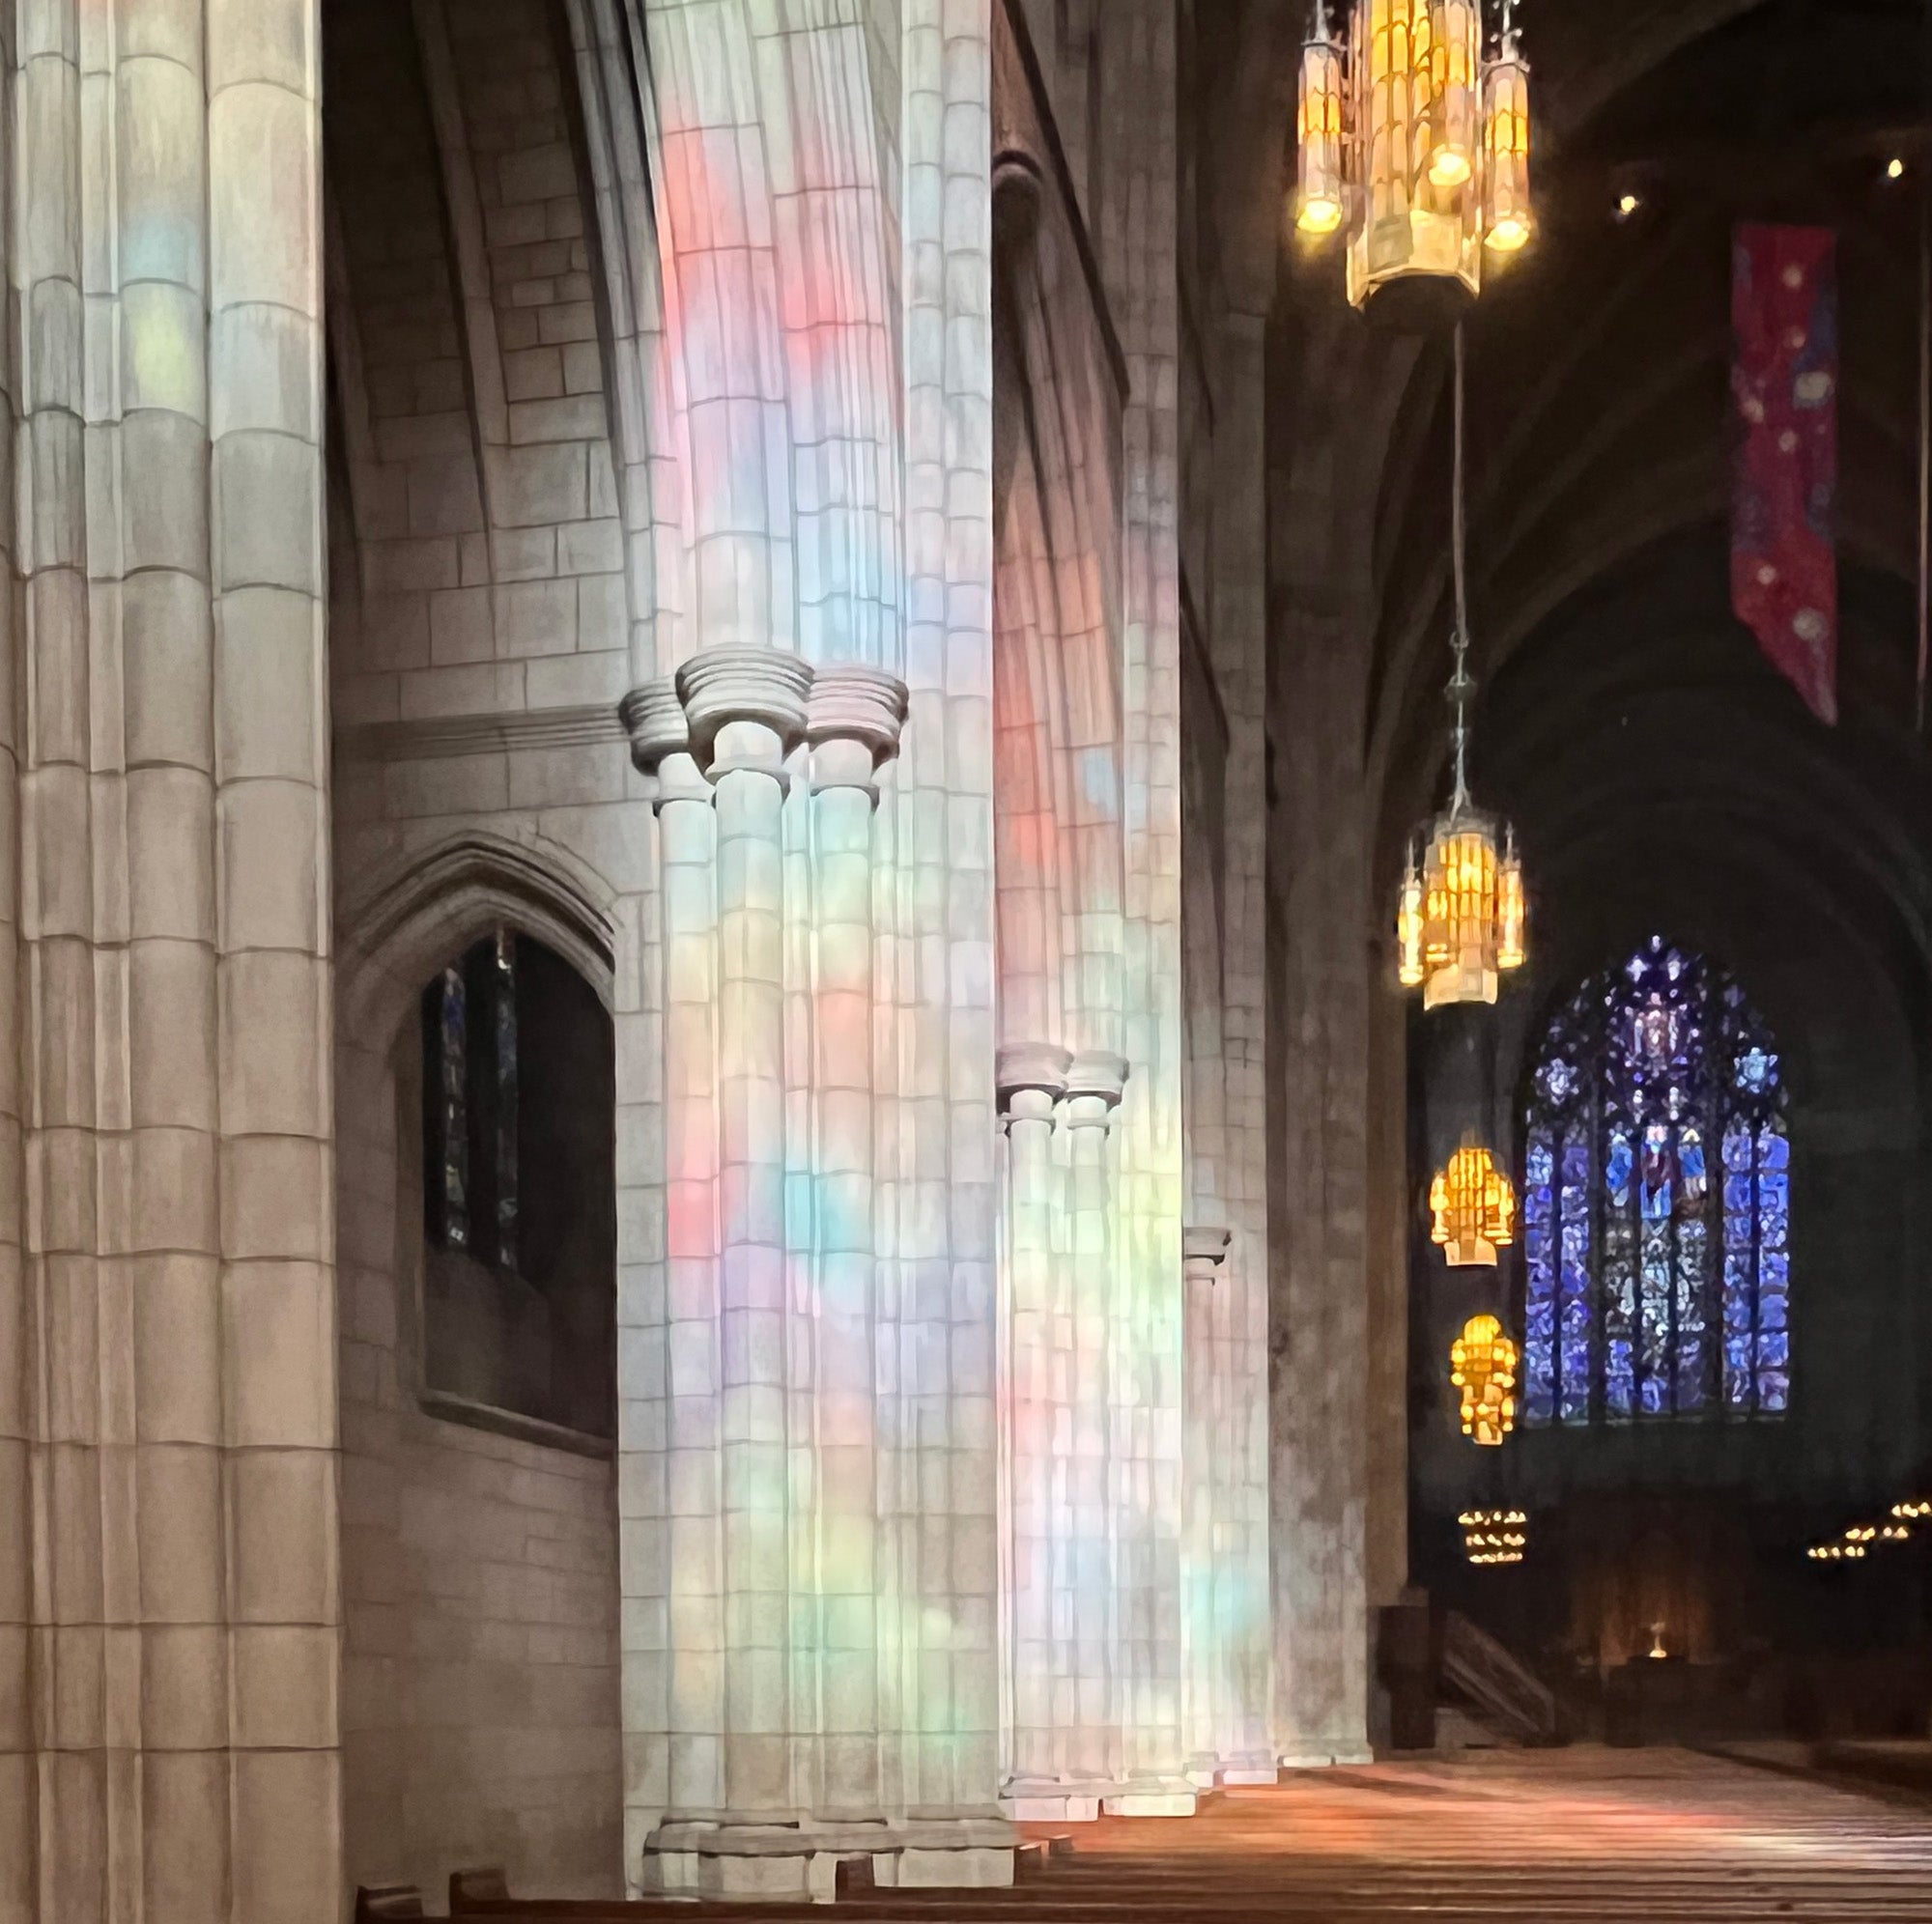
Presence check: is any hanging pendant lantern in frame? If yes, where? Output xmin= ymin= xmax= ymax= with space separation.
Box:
xmin=1401 ymin=805 xmax=1523 ymax=1007
xmin=1395 ymin=325 xmax=1526 ymax=1004
xmin=1294 ymin=1 xmax=1534 ymax=331
xmin=1451 ymin=1313 xmax=1519 ymax=1445
xmin=1431 ymin=1142 xmax=1516 ymax=1267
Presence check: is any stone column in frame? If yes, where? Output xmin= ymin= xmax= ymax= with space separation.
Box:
xmin=1208 ymin=309 xmax=1277 ymax=1786
xmin=10 ymin=5 xmax=339 ymax=1920
xmin=0 ymin=1 xmax=21 ymax=1904
xmin=632 ymin=649 xmax=1009 ymax=1893
xmin=1084 ymin=1041 xmax=1191 ymax=1821
xmin=802 ymin=665 xmax=908 ymax=1826
xmin=211 ymin=1 xmax=341 ymax=1903
xmin=618 ymin=678 xmax=718 ymax=1866
xmin=996 ymin=1042 xmax=1072 ymax=1815
xmin=13 ymin=5 xmax=89 ymax=1911
xmin=669 ymin=644 xmax=812 ymax=1864
xmin=1064 ymin=1052 xmax=1137 ymax=1816
xmin=1179 ymin=1223 xmax=1276 ymax=1791
xmin=1180 ymin=1226 xmax=1231 ymax=1788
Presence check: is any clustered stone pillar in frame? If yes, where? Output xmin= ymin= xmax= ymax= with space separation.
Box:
xmin=995 ymin=1028 xmax=1212 ymax=1822
xmin=626 ymin=648 xmax=1009 ymax=1895
xmin=1082 ymin=1052 xmax=1193 ymax=1820
xmin=1180 ymin=1226 xmax=1274 ymax=1786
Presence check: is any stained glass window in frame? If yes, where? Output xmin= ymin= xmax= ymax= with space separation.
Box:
xmin=423 ymin=929 xmax=522 ymax=1274
xmin=1522 ymin=937 xmax=1789 ymax=1426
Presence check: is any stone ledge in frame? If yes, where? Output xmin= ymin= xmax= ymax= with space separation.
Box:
xmin=336 ymin=703 xmax=628 ymax=764
xmin=416 ymin=1386 xmax=616 ymax=1460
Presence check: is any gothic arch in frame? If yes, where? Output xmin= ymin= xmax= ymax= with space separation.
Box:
xmin=338 ymin=830 xmax=618 ymax=1052
xmin=990 ymin=95 xmax=1128 ymax=1057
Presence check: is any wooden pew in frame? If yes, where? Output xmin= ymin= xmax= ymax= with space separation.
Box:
xmin=355 ymin=1888 xmax=426 ymax=1922
xmin=450 ymin=1870 xmax=512 ymax=1909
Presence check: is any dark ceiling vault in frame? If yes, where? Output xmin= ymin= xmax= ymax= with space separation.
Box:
xmin=1240 ymin=0 xmax=1932 ymax=1104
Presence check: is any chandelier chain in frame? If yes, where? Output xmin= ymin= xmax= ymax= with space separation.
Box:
xmin=1449 ymin=322 xmax=1474 ymax=812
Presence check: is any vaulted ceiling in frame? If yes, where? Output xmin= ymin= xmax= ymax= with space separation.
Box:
xmin=1222 ymin=0 xmax=1932 ymax=1107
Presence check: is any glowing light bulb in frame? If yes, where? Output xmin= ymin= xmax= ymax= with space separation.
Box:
xmin=1616 ymin=192 xmax=1639 ymax=220
xmin=1888 ymin=156 xmax=1906 ymax=182
xmin=1299 ymin=193 xmax=1345 ymax=236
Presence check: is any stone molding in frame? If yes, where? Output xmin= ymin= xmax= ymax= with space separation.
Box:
xmin=620 ymin=677 xmax=691 ymax=777
xmin=809 ymin=664 xmax=911 ymax=797
xmin=337 ymin=703 xmax=630 ymax=766
xmin=417 ymin=1386 xmax=615 ymax=1461
xmin=625 ymin=656 xmax=913 ymax=795
xmin=1182 ymin=1226 xmax=1233 ymax=1278
xmin=676 ymin=645 xmax=814 ymax=778
xmin=996 ymin=1040 xmax=1073 ymax=1111
xmin=808 ymin=663 xmax=910 ymax=758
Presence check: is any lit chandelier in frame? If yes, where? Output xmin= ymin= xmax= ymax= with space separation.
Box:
xmin=1451 ymin=1314 xmax=1519 ymax=1446
xmin=1396 ymin=326 xmax=1526 ymax=1009
xmin=1461 ymin=1507 xmax=1527 ymax=1562
xmin=1431 ymin=1142 xmax=1515 ymax=1268
xmin=1296 ymin=0 xmax=1533 ymax=329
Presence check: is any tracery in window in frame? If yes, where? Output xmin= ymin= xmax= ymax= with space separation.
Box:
xmin=1523 ymin=937 xmax=1789 ymax=1427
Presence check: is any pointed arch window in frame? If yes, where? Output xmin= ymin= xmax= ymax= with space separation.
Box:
xmin=1522 ymin=938 xmax=1789 ymax=1427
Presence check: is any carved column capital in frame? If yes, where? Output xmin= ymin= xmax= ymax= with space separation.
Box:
xmin=1183 ymin=1226 xmax=1233 ymax=1283
xmin=619 ymin=677 xmax=690 ymax=796
xmin=809 ymin=664 xmax=910 ymax=796
xmin=1064 ymin=1049 xmax=1129 ymax=1130
xmin=675 ymin=645 xmax=814 ymax=780
xmin=997 ymin=1041 xmax=1072 ymax=1128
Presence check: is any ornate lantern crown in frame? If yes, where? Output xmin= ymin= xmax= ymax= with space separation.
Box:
xmin=1296 ymin=1 xmax=1532 ymax=329
xmin=1431 ymin=1142 xmax=1516 ymax=1268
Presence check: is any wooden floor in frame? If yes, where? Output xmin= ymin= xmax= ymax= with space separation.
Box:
xmin=386 ymin=1745 xmax=1932 ymax=1921
xmin=1018 ymin=1746 xmax=1932 ymax=1919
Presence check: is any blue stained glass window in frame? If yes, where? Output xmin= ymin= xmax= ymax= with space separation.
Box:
xmin=1559 ymin=1124 xmax=1593 ymax=1424
xmin=1522 ymin=937 xmax=1790 ymax=1428
xmin=1523 ymin=1132 xmax=1556 ymax=1424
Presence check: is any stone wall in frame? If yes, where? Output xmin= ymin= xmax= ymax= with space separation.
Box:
xmin=325 ymin=0 xmax=639 ymax=1899
xmin=337 ymin=1034 xmax=622 ymax=1905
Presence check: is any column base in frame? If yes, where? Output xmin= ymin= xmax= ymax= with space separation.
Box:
xmin=999 ymin=1778 xmax=1111 ymax=1823
xmin=1276 ymin=1744 xmax=1377 ymax=1770
xmin=1185 ymin=1750 xmax=1279 ymax=1788
xmin=640 ymin=1814 xmax=1018 ymax=1899
xmin=1100 ymin=1777 xmax=1198 ymax=1819
xmin=1001 ymin=1771 xmax=1201 ymax=1822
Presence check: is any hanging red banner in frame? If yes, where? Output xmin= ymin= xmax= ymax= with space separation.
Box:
xmin=1731 ymin=224 xmax=1838 ymax=724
